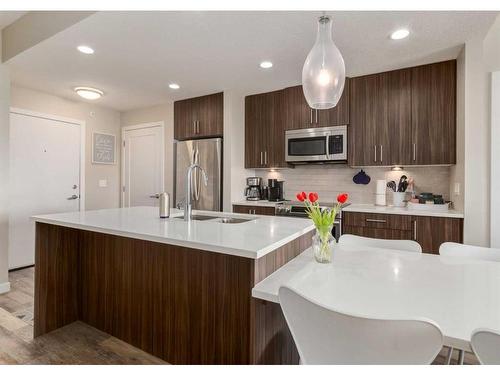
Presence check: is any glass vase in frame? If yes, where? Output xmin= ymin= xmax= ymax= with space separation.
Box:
xmin=312 ymin=226 xmax=335 ymax=263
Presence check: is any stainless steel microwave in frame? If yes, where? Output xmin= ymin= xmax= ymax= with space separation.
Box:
xmin=285 ymin=125 xmax=347 ymax=163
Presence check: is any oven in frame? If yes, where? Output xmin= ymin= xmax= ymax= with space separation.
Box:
xmin=285 ymin=125 xmax=347 ymax=163
xmin=275 ymin=202 xmax=346 ymax=241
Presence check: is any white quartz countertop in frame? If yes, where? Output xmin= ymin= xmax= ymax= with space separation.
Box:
xmin=232 ymin=200 xmax=285 ymax=207
xmin=252 ymin=245 xmax=500 ymax=351
xmin=343 ymin=203 xmax=464 ymax=218
xmin=32 ymin=206 xmax=314 ymax=259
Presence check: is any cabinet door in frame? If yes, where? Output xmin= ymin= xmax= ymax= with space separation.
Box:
xmin=254 ymin=206 xmax=276 ymax=216
xmin=284 ymin=85 xmax=314 ymax=130
xmin=174 ymin=99 xmax=196 ymax=140
xmin=413 ymin=216 xmax=463 ymax=254
xmin=245 ymin=95 xmax=264 ymax=168
xmin=411 ymin=60 xmax=456 ymax=165
xmin=348 ymin=74 xmax=381 ymax=166
xmin=197 ymin=92 xmax=223 ymax=138
xmin=233 ymin=205 xmax=254 ymax=214
xmin=268 ymin=90 xmax=287 ymax=168
xmin=316 ymin=78 xmax=350 ymax=126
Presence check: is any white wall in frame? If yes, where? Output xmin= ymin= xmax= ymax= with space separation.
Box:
xmin=491 ymin=73 xmax=500 ymax=248
xmin=10 ymin=85 xmax=122 ymax=210
xmin=0 ymin=62 xmax=10 ymax=290
xmin=120 ymin=103 xmax=174 ymax=203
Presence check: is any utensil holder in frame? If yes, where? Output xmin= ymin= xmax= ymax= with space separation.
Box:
xmin=392 ymin=192 xmax=407 ymax=207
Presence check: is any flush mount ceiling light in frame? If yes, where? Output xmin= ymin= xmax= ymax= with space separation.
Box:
xmin=169 ymin=83 xmax=180 ymax=89
xmin=260 ymin=61 xmax=273 ymax=69
xmin=302 ymin=15 xmax=345 ymax=110
xmin=77 ymin=45 xmax=94 ymax=54
xmin=74 ymin=87 xmax=103 ymax=100
xmin=390 ymin=29 xmax=410 ymax=40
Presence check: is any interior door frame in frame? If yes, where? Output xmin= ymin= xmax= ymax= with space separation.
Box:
xmin=9 ymin=107 xmax=86 ymax=210
xmin=121 ymin=121 xmax=165 ymax=207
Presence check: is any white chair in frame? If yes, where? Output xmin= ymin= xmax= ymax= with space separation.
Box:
xmin=439 ymin=242 xmax=500 ymax=364
xmin=278 ymin=286 xmax=443 ymax=364
xmin=439 ymin=242 xmax=500 ymax=261
xmin=471 ymin=328 xmax=500 ymax=365
xmin=338 ymin=234 xmax=422 ymax=253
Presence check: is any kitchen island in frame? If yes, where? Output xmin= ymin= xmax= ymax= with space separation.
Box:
xmin=32 ymin=207 xmax=314 ymax=364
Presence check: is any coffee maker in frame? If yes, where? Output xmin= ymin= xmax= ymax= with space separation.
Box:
xmin=244 ymin=177 xmax=263 ymax=201
xmin=268 ymin=179 xmax=284 ymax=202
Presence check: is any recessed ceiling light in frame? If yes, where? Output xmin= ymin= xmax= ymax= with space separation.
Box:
xmin=169 ymin=83 xmax=180 ymax=89
xmin=390 ymin=29 xmax=410 ymax=40
xmin=74 ymin=87 xmax=103 ymax=100
xmin=77 ymin=45 xmax=94 ymax=54
xmin=260 ymin=61 xmax=273 ymax=69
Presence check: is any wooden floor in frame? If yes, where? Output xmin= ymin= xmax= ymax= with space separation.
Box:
xmin=0 ymin=267 xmax=479 ymax=365
xmin=0 ymin=267 xmax=165 ymax=364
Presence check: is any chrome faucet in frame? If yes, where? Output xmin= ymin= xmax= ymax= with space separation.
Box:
xmin=185 ymin=163 xmax=208 ymax=221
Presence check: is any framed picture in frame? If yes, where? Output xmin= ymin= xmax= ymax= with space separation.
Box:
xmin=92 ymin=132 xmax=116 ymax=164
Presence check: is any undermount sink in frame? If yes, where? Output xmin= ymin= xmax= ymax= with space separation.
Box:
xmin=173 ymin=215 xmax=220 ymax=221
xmin=216 ymin=217 xmax=255 ymax=224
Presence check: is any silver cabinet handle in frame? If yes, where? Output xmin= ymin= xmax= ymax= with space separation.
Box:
xmin=325 ymin=135 xmax=330 ymax=160
xmin=264 ymin=151 xmax=267 ymax=165
xmin=374 ymin=145 xmax=377 ymax=162
xmin=413 ymin=220 xmax=417 ymax=240
xmin=366 ymin=218 xmax=386 ymax=223
xmin=193 ymin=121 xmax=196 ymax=134
xmin=260 ymin=151 xmax=263 ymax=166
xmin=380 ymin=145 xmax=383 ymax=163
xmin=413 ymin=143 xmax=416 ymax=161
xmin=67 ymin=194 xmax=79 ymax=200
xmin=310 ymin=108 xmax=313 ymax=124
xmin=197 ymin=120 xmax=200 ymax=134
xmin=315 ymin=109 xmax=318 ymax=124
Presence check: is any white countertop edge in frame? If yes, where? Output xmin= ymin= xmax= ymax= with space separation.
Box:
xmin=343 ymin=205 xmax=464 ymax=218
xmin=33 ymin=216 xmax=315 ymax=260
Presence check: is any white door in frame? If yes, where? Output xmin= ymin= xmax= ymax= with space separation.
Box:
xmin=9 ymin=111 xmax=83 ymax=269
xmin=122 ymin=123 xmax=164 ymax=207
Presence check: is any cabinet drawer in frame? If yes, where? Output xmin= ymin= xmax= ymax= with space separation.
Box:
xmin=342 ymin=212 xmax=412 ymax=231
xmin=342 ymin=225 xmax=413 ymax=241
xmin=233 ymin=205 xmax=275 ymax=216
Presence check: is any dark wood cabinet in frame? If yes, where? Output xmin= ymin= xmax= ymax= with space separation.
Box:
xmin=284 ymin=81 xmax=349 ymax=130
xmin=245 ymin=90 xmax=287 ymax=168
xmin=411 ymin=60 xmax=456 ymax=165
xmin=342 ymin=211 xmax=463 ymax=254
xmin=174 ymin=92 xmax=223 ymax=140
xmin=348 ymin=60 xmax=456 ymax=167
xmin=349 ymin=69 xmax=412 ymax=166
xmin=233 ymin=204 xmax=275 ymax=216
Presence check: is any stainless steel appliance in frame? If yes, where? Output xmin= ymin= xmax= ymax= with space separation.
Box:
xmin=268 ymin=179 xmax=284 ymax=202
xmin=175 ymin=138 xmax=222 ymax=211
xmin=285 ymin=125 xmax=347 ymax=163
xmin=244 ymin=177 xmax=263 ymax=201
xmin=275 ymin=201 xmax=348 ymax=241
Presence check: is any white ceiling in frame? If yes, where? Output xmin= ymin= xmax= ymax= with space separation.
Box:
xmin=6 ymin=11 xmax=498 ymax=112
xmin=0 ymin=11 xmax=26 ymax=30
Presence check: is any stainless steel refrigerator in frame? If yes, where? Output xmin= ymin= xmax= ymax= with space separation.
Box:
xmin=174 ymin=138 xmax=222 ymax=211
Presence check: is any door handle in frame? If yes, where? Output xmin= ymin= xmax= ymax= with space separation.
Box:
xmin=413 ymin=143 xmax=416 ymax=161
xmin=366 ymin=218 xmax=386 ymax=223
xmin=260 ymin=151 xmax=263 ymax=166
xmin=374 ymin=145 xmax=377 ymax=162
xmin=380 ymin=145 xmax=383 ymax=163
xmin=67 ymin=194 xmax=79 ymax=200
xmin=325 ymin=135 xmax=330 ymax=160
xmin=315 ymin=109 xmax=318 ymax=124
xmin=413 ymin=220 xmax=417 ymax=240
xmin=264 ymin=151 xmax=267 ymax=165
xmin=196 ymin=121 xmax=200 ymax=134
xmin=310 ymin=108 xmax=313 ymax=124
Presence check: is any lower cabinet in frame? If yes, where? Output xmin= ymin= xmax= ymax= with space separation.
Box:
xmin=233 ymin=204 xmax=276 ymax=216
xmin=342 ymin=212 xmax=463 ymax=254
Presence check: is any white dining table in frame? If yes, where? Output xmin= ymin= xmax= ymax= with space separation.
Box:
xmin=251 ymin=245 xmax=500 ymax=352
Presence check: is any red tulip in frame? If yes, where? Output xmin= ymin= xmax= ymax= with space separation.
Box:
xmin=308 ymin=192 xmax=319 ymax=203
xmin=296 ymin=191 xmax=307 ymax=202
xmin=337 ymin=193 xmax=349 ymax=204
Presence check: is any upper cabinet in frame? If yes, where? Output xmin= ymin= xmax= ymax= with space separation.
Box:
xmin=245 ymin=90 xmax=287 ymax=169
xmin=284 ymin=80 xmax=349 ymax=130
xmin=411 ymin=60 xmax=456 ymax=165
xmin=174 ymin=92 xmax=223 ymax=140
xmin=349 ymin=68 xmax=412 ymax=166
xmin=348 ymin=60 xmax=456 ymax=166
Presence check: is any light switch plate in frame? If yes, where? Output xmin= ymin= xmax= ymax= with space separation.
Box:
xmin=454 ymin=182 xmax=460 ymax=195
xmin=99 ymin=179 xmax=108 ymax=188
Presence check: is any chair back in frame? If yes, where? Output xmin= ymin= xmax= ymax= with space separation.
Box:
xmin=471 ymin=328 xmax=500 ymax=365
xmin=279 ymin=286 xmax=443 ymax=364
xmin=339 ymin=234 xmax=422 ymax=253
xmin=439 ymin=242 xmax=500 ymax=261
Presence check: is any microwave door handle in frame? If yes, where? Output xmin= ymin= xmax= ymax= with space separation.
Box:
xmin=325 ymin=135 xmax=330 ymax=160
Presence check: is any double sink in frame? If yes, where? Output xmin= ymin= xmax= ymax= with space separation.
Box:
xmin=173 ymin=214 xmax=254 ymax=224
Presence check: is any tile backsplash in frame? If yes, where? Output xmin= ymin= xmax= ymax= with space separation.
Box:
xmin=255 ymin=165 xmax=451 ymax=205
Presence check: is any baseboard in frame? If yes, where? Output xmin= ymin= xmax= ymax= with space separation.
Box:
xmin=0 ymin=282 xmax=11 ymax=294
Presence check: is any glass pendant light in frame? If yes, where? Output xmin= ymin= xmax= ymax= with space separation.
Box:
xmin=302 ymin=15 xmax=345 ymax=109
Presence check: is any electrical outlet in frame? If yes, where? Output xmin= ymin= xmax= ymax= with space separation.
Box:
xmin=99 ymin=179 xmax=108 ymax=188
xmin=454 ymin=182 xmax=460 ymax=195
